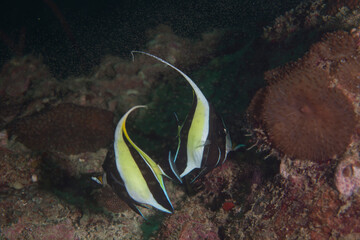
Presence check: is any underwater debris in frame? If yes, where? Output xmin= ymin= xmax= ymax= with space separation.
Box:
xmin=7 ymin=103 xmax=115 ymax=154
xmin=247 ymin=30 xmax=358 ymax=162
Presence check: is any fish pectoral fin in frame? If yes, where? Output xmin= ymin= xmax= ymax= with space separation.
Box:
xmin=196 ymin=140 xmax=211 ymax=149
xmin=168 ymin=151 xmax=183 ymax=184
xmin=109 ymin=172 xmax=125 ymax=187
xmin=233 ymin=143 xmax=245 ymax=151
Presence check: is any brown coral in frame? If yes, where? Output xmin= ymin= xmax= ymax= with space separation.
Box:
xmin=263 ymin=67 xmax=356 ymax=161
xmin=7 ymin=103 xmax=115 ymax=154
xmin=247 ymin=31 xmax=359 ymax=161
xmin=334 ymin=56 xmax=360 ymax=94
xmin=305 ymin=31 xmax=359 ymax=67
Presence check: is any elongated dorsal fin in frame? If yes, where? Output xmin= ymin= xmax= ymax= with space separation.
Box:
xmin=131 ymin=51 xmax=208 ymax=105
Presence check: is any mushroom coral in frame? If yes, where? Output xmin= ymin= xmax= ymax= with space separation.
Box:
xmin=263 ymin=67 xmax=356 ymax=161
xmin=247 ymin=31 xmax=358 ymax=161
xmin=7 ymin=103 xmax=115 ymax=154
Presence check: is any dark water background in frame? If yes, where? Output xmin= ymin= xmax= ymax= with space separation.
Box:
xmin=0 ymin=0 xmax=303 ymax=77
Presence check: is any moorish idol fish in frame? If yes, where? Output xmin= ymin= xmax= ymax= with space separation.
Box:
xmin=96 ymin=105 xmax=173 ymax=216
xmin=131 ymin=51 xmax=243 ymax=183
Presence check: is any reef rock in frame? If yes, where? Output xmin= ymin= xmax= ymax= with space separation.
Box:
xmin=225 ymin=172 xmax=360 ymax=239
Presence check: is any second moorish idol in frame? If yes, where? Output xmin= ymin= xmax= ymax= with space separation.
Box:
xmin=132 ymin=51 xmax=242 ymax=183
xmin=100 ymin=105 xmax=173 ymax=216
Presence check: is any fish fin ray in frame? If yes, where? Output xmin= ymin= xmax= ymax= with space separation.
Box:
xmin=168 ymin=151 xmax=183 ymax=183
xmin=131 ymin=51 xmax=207 ymax=103
xmin=215 ymin=146 xmax=222 ymax=167
xmin=190 ymin=167 xmax=207 ymax=184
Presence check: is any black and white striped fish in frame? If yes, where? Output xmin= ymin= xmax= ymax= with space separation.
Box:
xmin=131 ymin=51 xmax=243 ymax=183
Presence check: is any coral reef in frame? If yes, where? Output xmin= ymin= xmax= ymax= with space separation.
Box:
xmin=0 ymin=186 xmax=144 ymax=240
xmin=263 ymin=67 xmax=355 ymax=161
xmin=225 ymin=172 xmax=360 ymax=239
xmin=334 ymin=56 xmax=360 ymax=94
xmin=247 ymin=30 xmax=359 ymax=162
xmin=191 ymin=160 xmax=248 ymax=210
xmin=0 ymin=55 xmax=58 ymax=128
xmin=335 ymin=151 xmax=360 ymax=197
xmin=0 ymin=25 xmax=230 ymax=239
xmin=241 ymin=29 xmax=360 ymax=238
xmin=157 ymin=204 xmax=220 ymax=240
xmin=0 ymin=148 xmax=40 ymax=191
xmin=156 ymin=159 xmax=251 ymax=240
xmin=0 ymin=55 xmax=52 ymax=98
xmin=152 ymin=154 xmax=268 ymax=240
xmin=327 ymin=0 xmax=360 ymax=15
xmin=7 ymin=103 xmax=115 ymax=154
xmin=263 ymin=0 xmax=360 ymax=43
xmin=3 ymin=10 xmax=360 ymax=237
xmin=0 ymin=138 xmax=183 ymax=239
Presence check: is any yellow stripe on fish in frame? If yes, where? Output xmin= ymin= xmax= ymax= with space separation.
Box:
xmin=103 ymin=105 xmax=173 ymax=216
